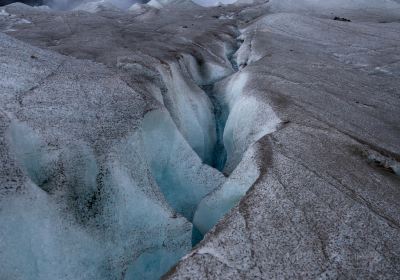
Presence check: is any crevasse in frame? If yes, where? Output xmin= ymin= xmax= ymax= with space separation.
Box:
xmin=141 ymin=27 xmax=282 ymax=241
xmin=2 ymin=26 xmax=280 ymax=280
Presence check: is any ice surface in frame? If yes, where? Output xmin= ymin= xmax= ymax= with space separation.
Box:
xmin=0 ymin=9 xmax=10 ymax=15
xmin=3 ymin=1 xmax=399 ymax=279
xmin=157 ymin=61 xmax=217 ymax=165
xmin=73 ymin=0 xmax=120 ymax=12
xmin=8 ymin=121 xmax=60 ymax=191
xmin=0 ymin=188 xmax=107 ymax=280
xmin=124 ymin=249 xmax=187 ymax=280
xmin=213 ymin=72 xmax=281 ymax=173
xmin=167 ymin=3 xmax=400 ymax=278
xmin=43 ymin=0 xmax=144 ymax=10
xmin=0 ymin=2 xmax=277 ymax=278
xmin=267 ymin=0 xmax=400 ymax=21
xmin=141 ymin=109 xmax=225 ymax=220
xmin=193 ymin=144 xmax=260 ymax=234
xmin=269 ymin=0 xmax=400 ymax=11
xmin=1 ymin=120 xmax=193 ymax=279
xmin=192 ymin=0 xmax=237 ymax=6
xmin=181 ymin=52 xmax=234 ymax=86
xmin=0 ymin=31 xmax=197 ymax=279
xmin=223 ymin=95 xmax=280 ymax=173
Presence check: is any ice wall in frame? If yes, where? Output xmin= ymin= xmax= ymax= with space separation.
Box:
xmin=1 ymin=120 xmax=193 ymax=279
xmin=193 ymin=144 xmax=261 ymax=234
xmin=156 ymin=61 xmax=218 ymax=165
xmin=141 ymin=109 xmax=225 ymax=220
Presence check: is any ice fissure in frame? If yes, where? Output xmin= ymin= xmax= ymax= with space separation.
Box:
xmin=0 ymin=6 xmax=281 ymax=279
xmin=140 ymin=23 xmax=282 ymax=246
xmin=124 ymin=23 xmax=283 ymax=277
xmin=2 ymin=1 xmax=400 ymax=279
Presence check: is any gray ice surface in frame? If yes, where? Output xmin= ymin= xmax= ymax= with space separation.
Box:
xmin=0 ymin=0 xmax=399 ymax=279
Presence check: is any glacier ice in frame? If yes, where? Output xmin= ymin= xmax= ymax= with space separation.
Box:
xmin=44 ymin=0 xmax=144 ymax=10
xmin=213 ymin=72 xmax=281 ymax=173
xmin=141 ymin=109 xmax=225 ymax=220
xmin=0 ymin=188 xmax=108 ymax=280
xmin=193 ymin=72 xmax=280 ymax=234
xmin=0 ymin=1 xmax=288 ymax=279
xmin=192 ymin=0 xmax=238 ymax=6
xmin=223 ymin=94 xmax=280 ymax=173
xmin=1 ymin=120 xmax=193 ymax=280
xmin=156 ymin=61 xmax=217 ymax=165
xmin=268 ymin=0 xmax=400 ymax=12
xmin=124 ymin=249 xmax=188 ymax=280
xmin=73 ymin=0 xmax=120 ymax=12
xmin=8 ymin=121 xmax=60 ymax=192
xmin=193 ymin=144 xmax=261 ymax=234
xmin=267 ymin=0 xmax=400 ymax=21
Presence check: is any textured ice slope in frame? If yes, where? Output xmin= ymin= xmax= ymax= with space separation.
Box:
xmin=0 ymin=32 xmax=194 ymax=280
xmin=167 ymin=4 xmax=400 ymax=279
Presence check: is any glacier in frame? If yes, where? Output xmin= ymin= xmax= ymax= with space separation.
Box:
xmin=1 ymin=0 xmax=400 ymax=279
xmin=0 ymin=2 xmax=268 ymax=278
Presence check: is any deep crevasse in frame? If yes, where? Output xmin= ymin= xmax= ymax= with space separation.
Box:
xmin=0 ymin=16 xmax=281 ymax=280
xmin=143 ymin=25 xmax=282 ymax=241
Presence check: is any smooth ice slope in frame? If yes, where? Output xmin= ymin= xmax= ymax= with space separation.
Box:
xmin=213 ymin=71 xmax=281 ymax=173
xmin=156 ymin=61 xmax=217 ymax=165
xmin=193 ymin=143 xmax=261 ymax=234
